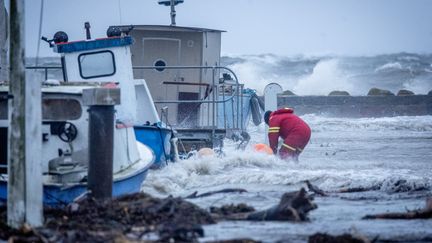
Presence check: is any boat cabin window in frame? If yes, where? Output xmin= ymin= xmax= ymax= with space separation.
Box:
xmin=78 ymin=50 xmax=116 ymax=79
xmin=0 ymin=99 xmax=7 ymax=119
xmin=0 ymin=128 xmax=7 ymax=174
xmin=154 ymin=59 xmax=166 ymax=72
xmin=42 ymin=98 xmax=82 ymax=120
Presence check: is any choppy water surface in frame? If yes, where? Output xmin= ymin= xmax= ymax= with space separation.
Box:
xmin=142 ymin=115 xmax=432 ymax=242
xmin=222 ymin=53 xmax=432 ymax=95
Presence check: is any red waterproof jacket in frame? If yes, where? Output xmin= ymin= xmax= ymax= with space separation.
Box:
xmin=268 ymin=108 xmax=311 ymax=154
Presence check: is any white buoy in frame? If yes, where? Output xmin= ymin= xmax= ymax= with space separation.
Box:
xmin=198 ymin=147 xmax=214 ymax=158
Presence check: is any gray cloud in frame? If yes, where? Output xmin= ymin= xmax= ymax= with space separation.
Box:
xmin=19 ymin=0 xmax=432 ymax=57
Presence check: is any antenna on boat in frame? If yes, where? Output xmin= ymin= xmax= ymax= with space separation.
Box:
xmin=85 ymin=22 xmax=91 ymax=40
xmin=158 ymin=0 xmax=184 ymax=26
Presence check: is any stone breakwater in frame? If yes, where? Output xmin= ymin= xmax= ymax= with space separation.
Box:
xmin=274 ymin=94 xmax=432 ymax=117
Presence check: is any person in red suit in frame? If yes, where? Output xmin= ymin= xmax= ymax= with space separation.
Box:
xmin=264 ymin=108 xmax=311 ymax=160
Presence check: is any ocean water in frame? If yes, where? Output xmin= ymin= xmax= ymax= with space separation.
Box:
xmin=138 ymin=53 xmax=432 ymax=242
xmin=27 ymin=53 xmax=432 ymax=96
xmin=221 ymin=53 xmax=432 ymax=96
xmin=142 ymin=115 xmax=432 ymax=242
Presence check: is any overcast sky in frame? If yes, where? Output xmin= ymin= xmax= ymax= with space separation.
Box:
xmin=13 ymin=0 xmax=432 ymax=57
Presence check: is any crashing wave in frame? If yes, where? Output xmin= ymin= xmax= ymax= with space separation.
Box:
xmin=374 ymin=62 xmax=403 ymax=72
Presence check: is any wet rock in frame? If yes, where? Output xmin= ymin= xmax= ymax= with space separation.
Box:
xmin=281 ymin=90 xmax=296 ymax=95
xmin=206 ymin=239 xmax=262 ymax=243
xmin=308 ymin=233 xmax=369 ymax=243
xmin=397 ymin=89 xmax=415 ymax=96
xmin=210 ymin=203 xmax=255 ymax=216
xmin=158 ymin=221 xmax=204 ymax=243
xmin=328 ymin=90 xmax=350 ymax=96
xmin=367 ymin=88 xmax=394 ymax=96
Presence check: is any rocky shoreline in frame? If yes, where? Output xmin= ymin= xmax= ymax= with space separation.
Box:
xmin=1 ymin=184 xmax=431 ymax=242
xmin=0 ymin=188 xmax=317 ymax=243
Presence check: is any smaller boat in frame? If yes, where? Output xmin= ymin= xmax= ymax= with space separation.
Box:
xmin=117 ymin=24 xmax=262 ymax=156
xmin=0 ymin=26 xmax=170 ymax=205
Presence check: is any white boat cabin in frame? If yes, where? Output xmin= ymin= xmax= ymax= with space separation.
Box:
xmin=1 ymin=32 xmax=158 ymax=186
xmin=116 ymin=25 xmax=225 ymax=128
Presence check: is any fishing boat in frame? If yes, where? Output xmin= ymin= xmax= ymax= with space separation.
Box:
xmin=0 ymin=27 xmax=166 ymax=205
xmin=2 ymin=0 xmax=262 ymax=174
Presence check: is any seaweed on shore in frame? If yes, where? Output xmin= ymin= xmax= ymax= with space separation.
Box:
xmin=1 ymin=192 xmax=214 ymax=242
xmin=0 ymin=188 xmax=318 ymax=242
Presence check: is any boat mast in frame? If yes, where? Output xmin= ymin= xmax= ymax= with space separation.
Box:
xmin=170 ymin=0 xmax=176 ymax=26
xmin=158 ymin=0 xmax=184 ymax=26
xmin=7 ymin=0 xmax=43 ymax=228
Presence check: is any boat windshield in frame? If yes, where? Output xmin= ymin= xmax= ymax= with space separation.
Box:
xmin=78 ymin=50 xmax=116 ymax=79
xmin=42 ymin=98 xmax=82 ymax=121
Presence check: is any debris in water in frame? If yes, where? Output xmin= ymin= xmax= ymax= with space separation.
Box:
xmin=338 ymin=185 xmax=381 ymax=193
xmin=211 ymin=188 xmax=317 ymax=221
xmin=206 ymin=239 xmax=262 ymax=243
xmin=0 ymin=189 xmax=319 ymax=241
xmin=246 ymin=188 xmax=317 ymax=221
xmin=305 ymin=180 xmax=328 ymax=196
xmin=210 ymin=203 xmax=256 ymax=220
xmin=210 ymin=203 xmax=255 ymax=215
xmin=363 ymin=197 xmax=432 ymax=220
xmin=185 ymin=188 xmax=248 ymax=199
xmin=308 ymin=233 xmax=370 ymax=243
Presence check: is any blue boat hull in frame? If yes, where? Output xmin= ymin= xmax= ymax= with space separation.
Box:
xmin=0 ymin=167 xmax=149 ymax=205
xmin=134 ymin=125 xmax=172 ymax=168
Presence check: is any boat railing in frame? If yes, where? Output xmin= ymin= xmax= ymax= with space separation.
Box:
xmin=25 ymin=66 xmax=62 ymax=81
xmin=24 ymin=65 xmax=246 ymax=136
xmin=133 ymin=65 xmax=244 ymax=135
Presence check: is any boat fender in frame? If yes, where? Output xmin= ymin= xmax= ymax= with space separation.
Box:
xmin=198 ymin=147 xmax=214 ymax=158
xmin=170 ymin=137 xmax=180 ymax=162
xmin=253 ymin=143 xmax=273 ymax=155
xmin=254 ymin=93 xmax=265 ymax=111
xmin=250 ymin=95 xmax=262 ymax=126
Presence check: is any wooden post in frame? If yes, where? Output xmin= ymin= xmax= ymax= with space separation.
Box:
xmin=0 ymin=0 xmax=8 ymax=82
xmin=83 ymin=88 xmax=120 ymax=200
xmin=263 ymin=83 xmax=282 ymax=143
xmin=7 ymin=0 xmax=43 ymax=228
